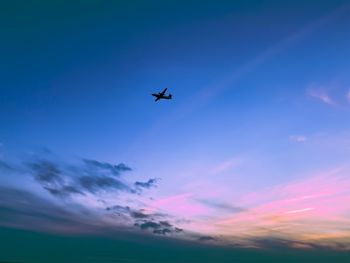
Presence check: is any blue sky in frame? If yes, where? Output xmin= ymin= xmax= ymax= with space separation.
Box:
xmin=1 ymin=0 xmax=350 ymax=250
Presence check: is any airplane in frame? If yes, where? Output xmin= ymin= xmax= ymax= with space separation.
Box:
xmin=152 ymin=88 xmax=172 ymax=102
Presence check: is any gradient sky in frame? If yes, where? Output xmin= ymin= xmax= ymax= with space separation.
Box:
xmin=1 ymin=0 xmax=350 ymax=258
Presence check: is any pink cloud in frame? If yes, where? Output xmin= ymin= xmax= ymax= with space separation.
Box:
xmin=190 ymin=166 xmax=350 ymax=249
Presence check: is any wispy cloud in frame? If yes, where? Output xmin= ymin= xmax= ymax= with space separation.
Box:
xmin=146 ymin=193 xmax=209 ymax=218
xmin=196 ymin=199 xmax=246 ymax=214
xmin=211 ymin=157 xmax=242 ymax=175
xmin=307 ymin=81 xmax=350 ymax=109
xmin=289 ymin=135 xmax=307 ymax=143
xmin=308 ymin=87 xmax=335 ymax=106
xmin=209 ymin=167 xmax=350 ymax=250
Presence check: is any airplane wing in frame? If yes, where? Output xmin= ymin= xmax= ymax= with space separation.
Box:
xmin=160 ymin=88 xmax=167 ymax=95
xmin=155 ymin=96 xmax=161 ymax=102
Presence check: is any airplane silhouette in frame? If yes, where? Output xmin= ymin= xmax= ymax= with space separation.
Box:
xmin=152 ymin=88 xmax=173 ymax=102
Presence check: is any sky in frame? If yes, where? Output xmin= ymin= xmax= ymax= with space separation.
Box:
xmin=1 ymin=0 xmax=350 ymax=261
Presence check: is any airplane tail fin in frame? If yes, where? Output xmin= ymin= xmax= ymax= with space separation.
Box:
xmin=169 ymin=94 xmax=172 ymax=99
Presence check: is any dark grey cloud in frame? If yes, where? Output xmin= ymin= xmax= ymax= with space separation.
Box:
xmin=105 ymin=205 xmax=183 ymax=236
xmin=0 ymin=153 xmax=186 ymax=239
xmin=78 ymin=175 xmax=133 ymax=194
xmin=106 ymin=205 xmax=166 ymax=221
xmin=23 ymin=157 xmax=148 ymax=197
xmin=83 ymin=159 xmax=132 ymax=176
xmin=1 ymin=154 xmax=155 ymax=199
xmin=134 ymin=178 xmax=158 ymax=189
xmin=153 ymin=228 xmax=172 ymax=235
xmin=0 ymin=186 xmax=170 ymax=238
xmin=28 ymin=160 xmax=63 ymax=186
xmin=44 ymin=185 xmax=84 ymax=197
xmin=130 ymin=210 xmax=150 ymax=219
xmin=135 ymin=220 xmax=183 ymax=235
xmin=159 ymin=220 xmax=172 ymax=227
xmin=26 ymin=160 xmax=76 ymax=197
xmin=198 ymin=235 xmax=216 ymax=242
xmin=174 ymin=227 xmax=183 ymax=233
xmin=106 ymin=205 xmax=131 ymax=213
xmin=139 ymin=221 xmax=160 ymax=230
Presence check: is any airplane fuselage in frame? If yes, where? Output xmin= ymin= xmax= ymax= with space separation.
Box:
xmin=152 ymin=94 xmax=172 ymax=99
xmin=152 ymin=88 xmax=172 ymax=101
xmin=152 ymin=92 xmax=172 ymax=101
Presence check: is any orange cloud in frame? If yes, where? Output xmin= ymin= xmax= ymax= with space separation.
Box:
xmin=198 ymin=167 xmax=350 ymax=249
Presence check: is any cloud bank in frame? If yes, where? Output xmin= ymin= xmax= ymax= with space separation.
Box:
xmin=1 ymin=151 xmax=350 ymax=250
xmin=0 ymin=153 xmax=186 ymax=239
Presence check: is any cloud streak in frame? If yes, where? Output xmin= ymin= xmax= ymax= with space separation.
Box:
xmin=289 ymin=135 xmax=307 ymax=143
xmin=308 ymin=87 xmax=335 ymax=106
xmin=208 ymin=167 xmax=350 ymax=250
xmin=0 ymin=186 xmax=95 ymax=234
